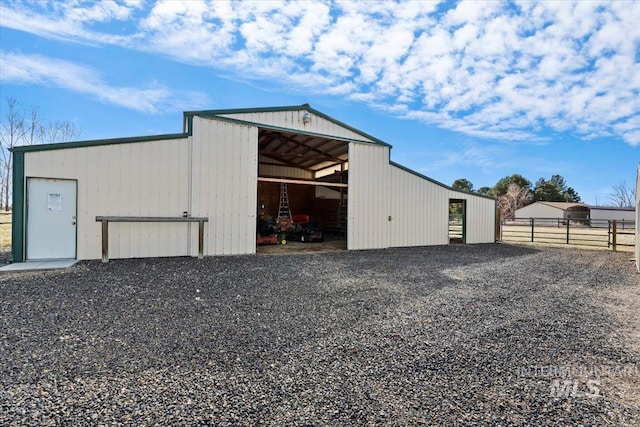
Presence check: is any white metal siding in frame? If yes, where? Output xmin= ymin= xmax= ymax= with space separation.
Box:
xmin=25 ymin=138 xmax=190 ymax=260
xmin=590 ymin=208 xmax=635 ymax=222
xmin=348 ymin=143 xmax=390 ymax=250
xmin=388 ymin=165 xmax=496 ymax=247
xmin=259 ymin=164 xmax=312 ymax=179
xmin=219 ymin=111 xmax=374 ymax=142
xmin=316 ymin=186 xmax=341 ymax=200
xmin=516 ymin=203 xmax=564 ymax=218
xmin=454 ymin=190 xmax=497 ymax=244
xmin=191 ymin=117 xmax=257 ymax=256
xmin=389 ymin=166 xmax=448 ymax=246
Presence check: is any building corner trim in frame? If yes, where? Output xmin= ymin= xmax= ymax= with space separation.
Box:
xmin=11 ymin=152 xmax=25 ymax=263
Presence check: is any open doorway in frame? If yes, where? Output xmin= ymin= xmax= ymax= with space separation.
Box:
xmin=449 ymin=199 xmax=466 ymax=244
xmin=256 ymin=182 xmax=347 ymax=254
xmin=255 ymin=128 xmax=348 ymax=254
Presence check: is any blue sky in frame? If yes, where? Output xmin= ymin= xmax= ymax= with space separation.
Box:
xmin=1 ymin=0 xmax=639 ymax=204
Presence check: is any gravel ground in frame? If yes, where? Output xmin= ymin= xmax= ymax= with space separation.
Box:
xmin=0 ymin=248 xmax=11 ymax=266
xmin=1 ymin=244 xmax=639 ymax=426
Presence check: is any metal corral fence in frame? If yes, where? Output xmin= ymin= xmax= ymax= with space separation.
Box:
xmin=500 ymin=218 xmax=635 ymax=252
xmin=449 ymin=213 xmax=464 ymax=242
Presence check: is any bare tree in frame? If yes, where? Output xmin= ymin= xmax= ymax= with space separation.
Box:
xmin=499 ymin=184 xmax=532 ymax=219
xmin=0 ymin=97 xmax=79 ymax=211
xmin=43 ymin=120 xmax=79 ymax=144
xmin=0 ymin=98 xmax=27 ymax=210
xmin=608 ymin=181 xmax=635 ymax=208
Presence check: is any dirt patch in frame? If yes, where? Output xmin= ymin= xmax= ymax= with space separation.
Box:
xmin=256 ymin=236 xmax=346 ymax=254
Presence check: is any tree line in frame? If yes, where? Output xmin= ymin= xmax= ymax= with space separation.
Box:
xmin=452 ymin=174 xmax=636 ymax=219
xmin=0 ymin=98 xmax=80 ymax=211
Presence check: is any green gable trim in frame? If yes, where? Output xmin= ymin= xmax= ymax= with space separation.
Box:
xmin=184 ymin=104 xmax=392 ymax=148
xmin=495 ymin=199 xmax=499 ymax=242
xmin=389 ymin=161 xmax=497 ymax=201
xmin=184 ymin=104 xmax=312 ymax=116
xmin=191 ymin=113 xmax=388 ymax=146
xmin=10 ymin=133 xmax=189 ymax=154
xmin=302 ymin=105 xmax=392 ymax=148
xmin=184 ymin=115 xmax=194 ymax=136
xmin=11 ymin=152 xmax=25 ymax=263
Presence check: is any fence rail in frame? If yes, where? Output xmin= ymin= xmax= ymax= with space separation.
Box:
xmin=95 ymin=216 xmax=208 ymax=262
xmin=500 ymin=218 xmax=635 ymax=251
xmin=0 ymin=211 xmax=10 ymax=225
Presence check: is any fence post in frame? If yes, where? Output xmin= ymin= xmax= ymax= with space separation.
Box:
xmin=566 ymin=218 xmax=570 ymax=244
xmin=101 ymin=219 xmax=109 ymax=263
xmin=198 ymin=219 xmax=205 ymax=259
xmin=530 ymin=218 xmax=535 ymax=242
xmin=612 ymin=220 xmax=617 ymax=252
xmin=608 ymin=221 xmax=611 ymax=247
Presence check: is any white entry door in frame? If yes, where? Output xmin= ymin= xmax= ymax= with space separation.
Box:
xmin=27 ymin=178 xmax=77 ymax=260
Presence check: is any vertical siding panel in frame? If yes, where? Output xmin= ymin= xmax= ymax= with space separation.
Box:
xmin=348 ymin=143 xmax=389 ymax=250
xmin=193 ymin=133 xmax=205 ymax=255
xmin=390 ymin=165 xmax=498 ymax=248
xmin=230 ymin=125 xmax=240 ymax=254
xmin=87 ymin=148 xmax=99 ymax=259
xmin=24 ymin=137 xmax=190 ymax=260
xmin=191 ymin=117 xmax=257 ymax=256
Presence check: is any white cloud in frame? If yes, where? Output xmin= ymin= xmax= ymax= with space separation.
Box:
xmin=1 ymin=0 xmax=639 ymax=146
xmin=0 ymin=51 xmax=209 ymax=113
xmin=0 ymin=1 xmax=135 ymax=45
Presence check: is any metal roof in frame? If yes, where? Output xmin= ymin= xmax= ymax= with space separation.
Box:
xmin=184 ymin=103 xmax=392 ymax=148
xmin=536 ymin=201 xmax=589 ymax=210
xmin=185 ymin=104 xmax=387 ymax=172
xmin=588 ymin=205 xmax=635 ymax=211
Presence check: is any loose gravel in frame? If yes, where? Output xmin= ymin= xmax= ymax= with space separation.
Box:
xmin=1 ymin=244 xmax=639 ymax=426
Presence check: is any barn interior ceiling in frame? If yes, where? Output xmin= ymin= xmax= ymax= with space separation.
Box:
xmin=258 ymin=129 xmax=348 ymax=174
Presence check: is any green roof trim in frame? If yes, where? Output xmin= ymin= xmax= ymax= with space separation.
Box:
xmin=184 ymin=104 xmax=392 ymax=148
xmin=190 ymin=113 xmax=387 ymax=146
xmin=389 ymin=161 xmax=497 ymax=201
xmin=10 ymin=133 xmax=189 ymax=153
xmin=12 ymin=104 xmax=389 ymax=154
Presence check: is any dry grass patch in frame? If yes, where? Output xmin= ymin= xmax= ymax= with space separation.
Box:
xmin=0 ymin=212 xmax=11 ymax=249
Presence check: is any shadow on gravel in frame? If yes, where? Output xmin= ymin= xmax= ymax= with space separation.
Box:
xmin=2 ymin=243 xmax=638 ymax=425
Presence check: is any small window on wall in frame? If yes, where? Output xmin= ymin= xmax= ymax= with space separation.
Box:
xmin=449 ymin=199 xmax=466 ymax=244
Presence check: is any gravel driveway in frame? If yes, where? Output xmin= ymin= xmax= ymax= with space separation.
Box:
xmin=1 ymin=244 xmax=639 ymax=425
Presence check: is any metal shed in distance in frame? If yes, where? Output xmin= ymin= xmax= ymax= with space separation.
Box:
xmin=11 ymin=105 xmax=497 ymax=262
xmin=589 ymin=206 xmax=635 ymax=223
xmin=515 ymin=202 xmax=590 ymax=220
